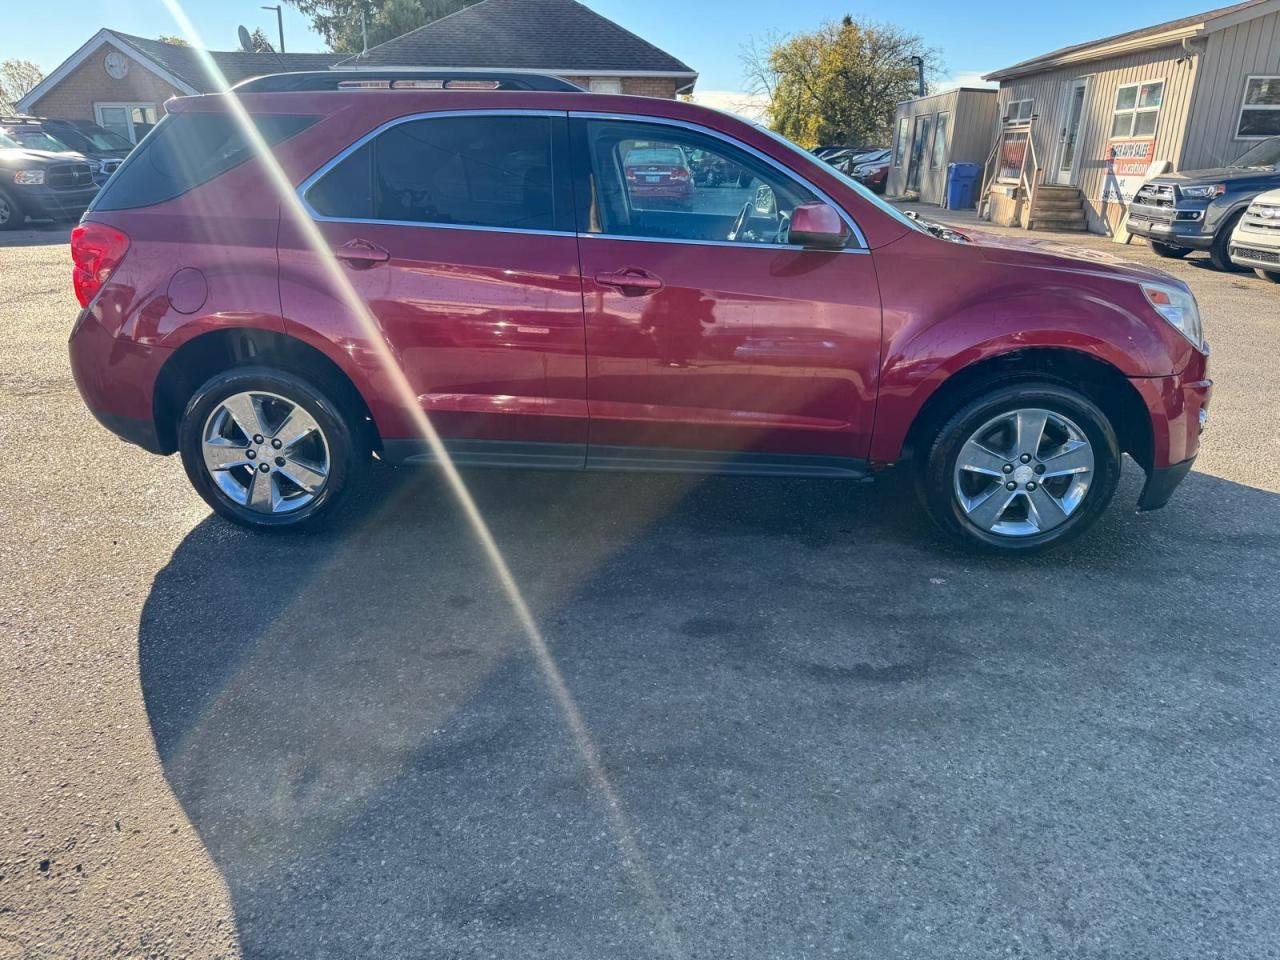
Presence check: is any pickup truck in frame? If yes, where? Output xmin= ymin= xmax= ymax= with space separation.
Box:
xmin=0 ymin=129 xmax=98 ymax=230
xmin=1125 ymin=136 xmax=1280 ymax=270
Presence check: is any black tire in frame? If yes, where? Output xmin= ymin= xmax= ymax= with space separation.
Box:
xmin=1149 ymin=240 xmax=1190 ymax=259
xmin=178 ymin=366 xmax=368 ymax=530
xmin=0 ymin=190 xmax=23 ymax=231
xmin=1255 ymin=268 xmax=1280 ymax=283
xmin=917 ymin=382 xmax=1121 ymax=553
xmin=1208 ymin=210 xmax=1247 ymax=271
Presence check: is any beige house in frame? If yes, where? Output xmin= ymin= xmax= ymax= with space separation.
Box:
xmin=980 ymin=0 xmax=1280 ymax=234
xmin=887 ymin=88 xmax=999 ymax=205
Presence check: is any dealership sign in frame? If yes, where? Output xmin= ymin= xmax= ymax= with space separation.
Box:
xmin=1100 ymin=138 xmax=1156 ymax=204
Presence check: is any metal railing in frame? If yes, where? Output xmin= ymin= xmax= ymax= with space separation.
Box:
xmin=979 ymin=115 xmax=1042 ymax=225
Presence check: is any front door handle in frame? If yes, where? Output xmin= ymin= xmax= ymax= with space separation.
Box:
xmin=594 ymin=267 xmax=663 ymax=294
xmin=334 ymin=239 xmax=390 ymax=268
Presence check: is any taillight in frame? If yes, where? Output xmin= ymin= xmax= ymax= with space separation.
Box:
xmin=71 ymin=222 xmax=130 ymax=308
xmin=671 ymin=168 xmax=689 ymax=181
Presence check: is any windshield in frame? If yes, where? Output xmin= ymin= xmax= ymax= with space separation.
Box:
xmin=52 ymin=125 xmax=134 ymax=152
xmin=625 ymin=147 xmax=685 ymax=165
xmin=0 ymin=131 xmax=18 ymax=149
xmin=4 ymin=129 xmax=74 ymax=153
xmin=751 ymin=122 xmax=927 ymax=236
xmin=1230 ymin=137 xmax=1280 ymax=169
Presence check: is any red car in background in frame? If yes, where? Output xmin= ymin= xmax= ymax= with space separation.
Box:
xmin=67 ymin=71 xmax=1210 ymax=551
xmin=623 ymin=145 xmax=694 ymax=208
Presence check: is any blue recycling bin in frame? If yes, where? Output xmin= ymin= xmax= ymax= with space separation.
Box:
xmin=946 ymin=162 xmax=982 ymax=209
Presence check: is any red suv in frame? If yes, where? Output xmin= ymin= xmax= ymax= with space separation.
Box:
xmin=68 ymin=72 xmax=1211 ymax=551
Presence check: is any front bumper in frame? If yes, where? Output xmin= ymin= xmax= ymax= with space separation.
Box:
xmin=1228 ymin=237 xmax=1280 ymax=272
xmin=1125 ymin=211 xmax=1213 ymax=249
xmin=16 ymin=183 xmax=99 ymax=221
xmin=1128 ymin=356 xmax=1212 ymax=511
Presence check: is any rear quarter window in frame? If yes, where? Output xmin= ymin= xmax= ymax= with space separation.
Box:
xmin=90 ymin=112 xmax=317 ymax=211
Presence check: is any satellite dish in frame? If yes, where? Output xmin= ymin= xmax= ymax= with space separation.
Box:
xmin=238 ymin=25 xmax=254 ymax=52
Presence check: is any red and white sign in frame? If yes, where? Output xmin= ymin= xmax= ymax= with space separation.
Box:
xmin=1100 ymin=138 xmax=1156 ymax=204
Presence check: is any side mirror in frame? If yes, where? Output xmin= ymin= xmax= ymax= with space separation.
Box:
xmin=789 ymin=201 xmax=849 ymax=249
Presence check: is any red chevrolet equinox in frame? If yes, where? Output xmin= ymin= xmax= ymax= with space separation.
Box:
xmin=68 ymin=72 xmax=1212 ymax=551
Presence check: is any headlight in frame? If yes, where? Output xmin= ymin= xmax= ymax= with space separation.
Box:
xmin=1142 ymin=281 xmax=1203 ymax=349
xmin=13 ymin=170 xmax=44 ymax=185
xmin=1179 ymin=183 xmax=1225 ymax=199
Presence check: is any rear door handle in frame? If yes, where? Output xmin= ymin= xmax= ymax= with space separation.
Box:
xmin=334 ymin=240 xmax=390 ymax=268
xmin=594 ymin=268 xmax=663 ymax=294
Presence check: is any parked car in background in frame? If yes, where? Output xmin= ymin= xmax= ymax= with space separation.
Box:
xmin=1126 ymin=136 xmax=1280 ymax=270
xmin=1228 ymin=188 xmax=1280 ymax=282
xmin=69 ymin=73 xmax=1210 ymax=551
xmin=850 ymin=152 xmax=891 ymax=194
xmin=0 ymin=129 xmax=98 ymax=229
xmin=35 ymin=118 xmax=134 ymax=186
xmin=686 ymin=147 xmax=750 ymax=187
xmin=623 ymin=144 xmax=694 ymax=208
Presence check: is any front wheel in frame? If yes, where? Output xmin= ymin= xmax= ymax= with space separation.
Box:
xmin=178 ymin=366 xmax=367 ymax=529
xmin=0 ymin=190 xmax=23 ymax=231
xmin=1208 ymin=210 xmax=1246 ymax=271
xmin=918 ymin=383 xmax=1121 ymax=552
xmin=1149 ymin=240 xmax=1190 ymax=259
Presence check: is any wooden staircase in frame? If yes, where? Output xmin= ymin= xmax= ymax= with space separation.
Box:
xmin=1025 ymin=184 xmax=1087 ymax=232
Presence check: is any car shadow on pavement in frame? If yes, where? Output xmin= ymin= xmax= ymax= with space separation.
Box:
xmin=0 ymin=223 xmax=73 ymax=247
xmin=139 ymin=464 xmax=1280 ymax=959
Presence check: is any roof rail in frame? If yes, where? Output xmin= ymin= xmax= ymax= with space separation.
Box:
xmin=233 ymin=70 xmax=584 ymax=94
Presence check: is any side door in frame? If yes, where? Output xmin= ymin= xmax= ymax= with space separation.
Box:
xmin=570 ymin=115 xmax=882 ymax=473
xmin=280 ymin=110 xmax=587 ymax=467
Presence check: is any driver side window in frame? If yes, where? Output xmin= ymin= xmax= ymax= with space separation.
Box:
xmin=577 ymin=119 xmax=820 ymax=246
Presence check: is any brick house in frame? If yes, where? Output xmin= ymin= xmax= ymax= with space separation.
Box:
xmin=334 ymin=0 xmax=698 ymax=98
xmin=16 ymin=29 xmax=344 ymax=142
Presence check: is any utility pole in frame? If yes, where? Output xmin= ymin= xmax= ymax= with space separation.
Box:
xmin=261 ymin=5 xmax=285 ymax=52
xmin=909 ymin=55 xmax=925 ymax=97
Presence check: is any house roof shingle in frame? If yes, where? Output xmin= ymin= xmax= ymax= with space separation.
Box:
xmin=335 ymin=0 xmax=695 ymax=80
xmin=984 ymin=0 xmax=1272 ymax=80
xmin=110 ymin=31 xmax=347 ymax=92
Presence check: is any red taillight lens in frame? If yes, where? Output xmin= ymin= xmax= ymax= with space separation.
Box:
xmin=671 ymin=168 xmax=689 ymax=181
xmin=71 ymin=222 xmax=130 ymax=308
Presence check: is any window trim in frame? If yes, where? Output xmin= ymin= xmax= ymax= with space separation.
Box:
xmin=1109 ymin=79 xmax=1164 ymax=141
xmin=298 ymin=108 xmax=868 ymax=250
xmin=1236 ymin=74 xmax=1280 ymax=141
xmin=568 ymin=111 xmax=867 ymax=250
xmin=930 ymin=111 xmax=950 ymax=169
xmin=297 ymin=108 xmax=576 ymax=237
xmin=1005 ymin=98 xmax=1034 ymax=123
xmin=94 ymin=101 xmax=157 ymax=144
xmin=893 ymin=116 xmax=909 ymax=167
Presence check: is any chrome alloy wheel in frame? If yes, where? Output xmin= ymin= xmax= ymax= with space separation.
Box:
xmin=201 ymin=391 xmax=330 ymax=514
xmin=0 ymin=196 xmax=12 ymax=226
xmin=952 ymin=407 xmax=1094 ymax=537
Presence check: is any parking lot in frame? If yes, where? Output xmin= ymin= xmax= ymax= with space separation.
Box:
xmin=2 ymin=215 xmax=1279 ymax=959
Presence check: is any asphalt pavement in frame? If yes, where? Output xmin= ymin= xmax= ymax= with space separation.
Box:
xmin=2 ymin=216 xmax=1279 ymax=960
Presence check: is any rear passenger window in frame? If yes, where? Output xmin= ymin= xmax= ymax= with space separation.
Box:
xmin=304 ymin=114 xmax=567 ymax=232
xmin=91 ymin=112 xmax=317 ymax=211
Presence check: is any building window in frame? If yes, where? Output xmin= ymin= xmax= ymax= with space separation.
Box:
xmin=1237 ymin=76 xmax=1280 ymax=139
xmin=94 ymin=102 xmax=158 ymax=144
xmin=588 ymin=78 xmax=622 ymax=95
xmin=1006 ymin=99 xmax=1033 ymax=122
xmin=930 ymin=112 xmax=950 ymax=168
xmin=1110 ymin=80 xmax=1163 ymax=139
xmin=893 ymin=116 xmax=909 ymax=166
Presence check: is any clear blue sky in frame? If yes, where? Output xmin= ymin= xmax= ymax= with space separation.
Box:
xmin=3 ymin=0 xmax=1228 ymax=93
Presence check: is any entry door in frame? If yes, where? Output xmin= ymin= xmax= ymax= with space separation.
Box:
xmin=1052 ymin=80 xmax=1089 ymax=184
xmin=281 ymin=111 xmax=587 ymax=464
xmin=907 ymin=114 xmax=934 ymax=193
xmin=571 ymin=116 xmax=882 ymax=471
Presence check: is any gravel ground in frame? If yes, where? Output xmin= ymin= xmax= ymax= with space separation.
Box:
xmin=1 ymin=215 xmax=1278 ymax=960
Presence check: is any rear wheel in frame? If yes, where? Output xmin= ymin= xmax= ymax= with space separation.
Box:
xmin=0 ymin=190 xmax=23 ymax=231
xmin=1208 ymin=210 xmax=1246 ymax=271
xmin=178 ymin=366 xmax=367 ymax=529
xmin=918 ymin=382 xmax=1121 ymax=552
xmin=1148 ymin=240 xmax=1189 ymax=259
xmin=1255 ymin=268 xmax=1280 ymax=283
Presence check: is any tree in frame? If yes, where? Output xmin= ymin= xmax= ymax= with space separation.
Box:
xmin=156 ymin=35 xmax=190 ymax=46
xmin=249 ymin=27 xmax=276 ymax=52
xmin=282 ymin=0 xmax=480 ymax=53
xmin=0 ymin=59 xmax=43 ymax=114
xmin=742 ymin=16 xmax=942 ymax=149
